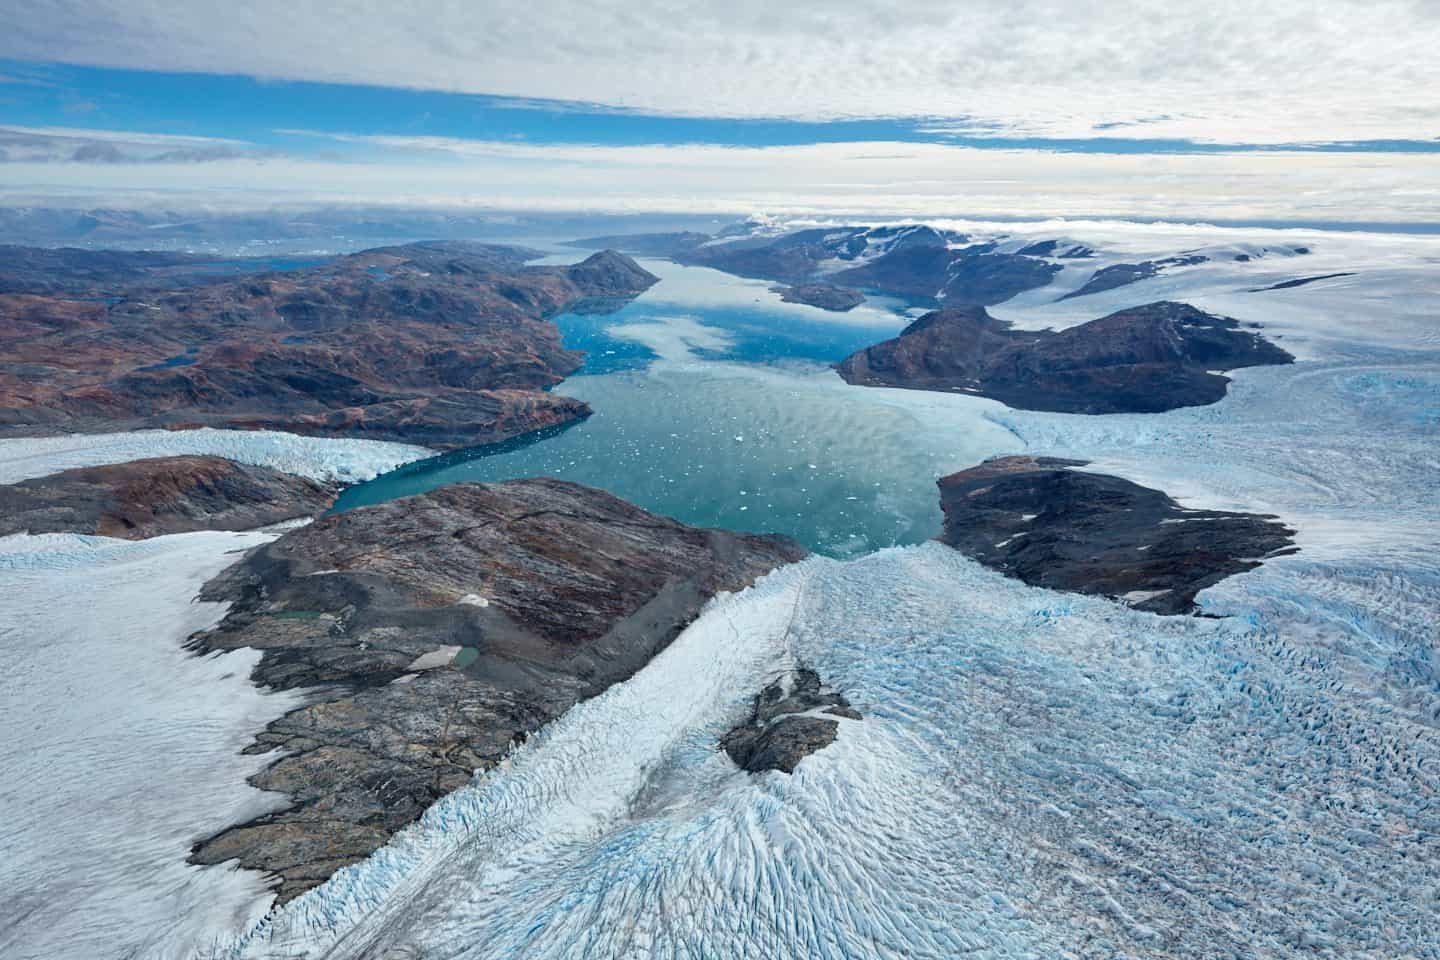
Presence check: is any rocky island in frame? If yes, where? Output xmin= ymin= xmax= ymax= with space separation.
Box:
xmin=769 ymin=282 xmax=866 ymax=311
xmin=837 ymin=300 xmax=1293 ymax=414
xmin=936 ymin=456 xmax=1297 ymax=614
xmin=188 ymin=478 xmax=805 ymax=901
xmin=0 ymin=242 xmax=658 ymax=449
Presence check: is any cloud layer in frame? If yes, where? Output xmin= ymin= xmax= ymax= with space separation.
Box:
xmin=3 ymin=0 xmax=1439 ymax=144
xmin=4 ymin=139 xmax=1437 ymax=224
xmin=0 ymin=126 xmax=255 ymax=163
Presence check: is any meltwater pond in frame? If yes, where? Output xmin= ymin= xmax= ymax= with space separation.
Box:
xmin=335 ymin=261 xmax=1022 ymax=555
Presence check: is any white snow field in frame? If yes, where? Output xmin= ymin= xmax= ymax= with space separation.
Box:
xmin=0 ymin=427 xmax=431 ymax=485
xmin=0 ymin=428 xmax=429 ymax=959
xmin=0 ymin=530 xmax=303 ymax=960
xmin=210 ymin=222 xmax=1438 ymax=959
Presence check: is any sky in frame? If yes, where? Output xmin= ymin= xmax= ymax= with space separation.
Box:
xmin=1 ymin=1 xmax=1438 ymax=224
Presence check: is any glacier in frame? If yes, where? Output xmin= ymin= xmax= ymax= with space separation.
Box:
xmin=220 ymin=542 xmax=1439 ymax=959
xmin=0 ymin=428 xmax=432 ymax=486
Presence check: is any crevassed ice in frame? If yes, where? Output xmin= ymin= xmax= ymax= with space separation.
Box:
xmin=0 ymin=428 xmax=431 ymax=485
xmin=221 ymin=540 xmax=1439 ymax=959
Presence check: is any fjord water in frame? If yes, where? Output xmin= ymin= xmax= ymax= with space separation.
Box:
xmin=334 ymin=260 xmax=1023 ymax=555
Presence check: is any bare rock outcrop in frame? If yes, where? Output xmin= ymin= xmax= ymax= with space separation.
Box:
xmin=188 ymin=478 xmax=805 ymax=901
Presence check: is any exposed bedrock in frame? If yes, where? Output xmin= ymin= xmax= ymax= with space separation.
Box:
xmin=936 ymin=456 xmax=1297 ymax=615
xmin=0 ymin=455 xmax=335 ymax=539
xmin=188 ymin=478 xmax=805 ymax=902
xmin=721 ymin=667 xmax=861 ymax=774
xmin=837 ymin=300 xmax=1293 ymax=414
xmin=0 ymin=243 xmax=658 ymax=449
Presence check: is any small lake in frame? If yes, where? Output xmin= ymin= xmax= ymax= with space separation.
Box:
xmin=333 ymin=259 xmax=1022 ymax=556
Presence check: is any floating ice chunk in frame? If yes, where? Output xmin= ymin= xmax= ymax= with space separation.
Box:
xmin=456 ymin=593 xmax=490 ymax=608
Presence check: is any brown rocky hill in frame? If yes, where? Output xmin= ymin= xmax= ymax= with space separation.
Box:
xmin=0 ymin=243 xmax=657 ymax=448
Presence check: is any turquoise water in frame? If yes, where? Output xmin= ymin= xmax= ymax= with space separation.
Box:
xmin=333 ymin=260 xmax=1020 ymax=555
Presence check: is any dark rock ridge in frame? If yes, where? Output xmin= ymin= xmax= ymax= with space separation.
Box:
xmin=836 ymin=300 xmax=1293 ymax=414
xmin=937 ymin=456 xmax=1297 ymax=615
xmin=721 ymin=667 xmax=861 ymax=773
xmin=1017 ymin=240 xmax=1096 ymax=259
xmin=0 ymin=243 xmax=657 ymax=449
xmin=769 ymin=282 xmax=866 ymax=311
xmin=1058 ymin=255 xmax=1208 ymax=301
xmin=188 ymin=478 xmax=805 ymax=902
xmin=0 ymin=455 xmax=335 ymax=539
xmin=1250 ymin=272 xmax=1356 ymax=292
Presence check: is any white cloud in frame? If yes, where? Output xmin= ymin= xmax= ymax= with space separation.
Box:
xmin=0 ymin=125 xmax=254 ymax=162
xmin=2 ymin=138 xmax=1436 ymax=224
xmin=4 ymin=1 xmax=1440 ymax=144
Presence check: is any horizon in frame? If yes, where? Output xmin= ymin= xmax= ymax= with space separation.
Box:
xmin=2 ymin=2 xmax=1438 ymax=226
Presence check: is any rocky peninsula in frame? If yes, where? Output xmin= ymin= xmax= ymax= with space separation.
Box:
xmin=188 ymin=478 xmax=805 ymax=901
xmin=0 ymin=455 xmax=335 ymax=539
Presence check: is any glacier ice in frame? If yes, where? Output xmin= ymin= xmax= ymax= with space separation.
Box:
xmin=0 ymin=530 xmax=302 ymax=960
xmin=0 ymin=428 xmax=432 ymax=485
xmin=219 ymin=541 xmax=1440 ymax=959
